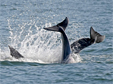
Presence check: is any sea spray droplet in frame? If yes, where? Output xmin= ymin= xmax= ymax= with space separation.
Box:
xmin=1 ymin=19 xmax=82 ymax=64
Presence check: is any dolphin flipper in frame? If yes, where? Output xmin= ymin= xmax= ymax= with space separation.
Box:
xmin=8 ymin=46 xmax=24 ymax=59
xmin=71 ymin=27 xmax=105 ymax=54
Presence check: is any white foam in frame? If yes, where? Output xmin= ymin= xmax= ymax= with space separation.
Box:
xmin=0 ymin=19 xmax=82 ymax=64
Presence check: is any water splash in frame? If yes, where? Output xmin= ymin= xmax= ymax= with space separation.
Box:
xmin=0 ymin=19 xmax=82 ymax=64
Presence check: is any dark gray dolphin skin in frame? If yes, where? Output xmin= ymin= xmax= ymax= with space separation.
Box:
xmin=44 ymin=17 xmax=105 ymax=63
xmin=8 ymin=46 xmax=24 ymax=59
xmin=71 ymin=27 xmax=105 ymax=54
xmin=44 ymin=17 xmax=71 ymax=63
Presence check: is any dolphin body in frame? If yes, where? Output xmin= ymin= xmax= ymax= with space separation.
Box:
xmin=8 ymin=17 xmax=105 ymax=63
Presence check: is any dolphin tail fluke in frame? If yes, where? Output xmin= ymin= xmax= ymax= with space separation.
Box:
xmin=44 ymin=17 xmax=68 ymax=32
xmin=8 ymin=46 xmax=24 ymax=59
xmin=71 ymin=27 xmax=105 ymax=54
xmin=90 ymin=27 xmax=105 ymax=43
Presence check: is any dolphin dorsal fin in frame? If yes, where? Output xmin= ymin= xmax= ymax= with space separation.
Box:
xmin=8 ymin=46 xmax=24 ymax=59
xmin=90 ymin=27 xmax=105 ymax=43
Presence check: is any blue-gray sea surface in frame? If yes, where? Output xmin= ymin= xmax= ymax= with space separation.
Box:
xmin=0 ymin=0 xmax=113 ymax=84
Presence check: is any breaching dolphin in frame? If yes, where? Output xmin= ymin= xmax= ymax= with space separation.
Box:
xmin=8 ymin=17 xmax=105 ymax=63
xmin=44 ymin=17 xmax=105 ymax=63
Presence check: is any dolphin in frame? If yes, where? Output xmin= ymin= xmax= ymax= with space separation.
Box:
xmin=44 ymin=17 xmax=105 ymax=63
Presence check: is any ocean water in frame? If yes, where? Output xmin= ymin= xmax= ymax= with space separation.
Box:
xmin=0 ymin=0 xmax=113 ymax=84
